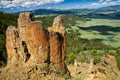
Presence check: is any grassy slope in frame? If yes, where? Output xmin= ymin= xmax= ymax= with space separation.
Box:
xmin=76 ymin=19 xmax=120 ymax=27
xmin=75 ymin=19 xmax=120 ymax=47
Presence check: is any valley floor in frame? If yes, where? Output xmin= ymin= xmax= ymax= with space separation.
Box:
xmin=71 ymin=18 xmax=120 ymax=47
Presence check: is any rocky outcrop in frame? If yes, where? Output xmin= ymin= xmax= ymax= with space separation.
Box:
xmin=48 ymin=16 xmax=67 ymax=72
xmin=3 ymin=12 xmax=69 ymax=79
xmin=68 ymin=55 xmax=120 ymax=80
xmin=6 ymin=26 xmax=19 ymax=65
xmin=18 ymin=13 xmax=49 ymax=64
xmin=94 ymin=55 xmax=120 ymax=80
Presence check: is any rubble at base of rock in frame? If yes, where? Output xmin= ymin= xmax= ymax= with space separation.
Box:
xmin=71 ymin=55 xmax=120 ymax=80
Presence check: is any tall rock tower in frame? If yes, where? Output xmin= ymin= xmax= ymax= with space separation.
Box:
xmin=5 ymin=12 xmax=70 ymax=80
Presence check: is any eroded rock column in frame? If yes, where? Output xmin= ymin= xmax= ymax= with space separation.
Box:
xmin=48 ymin=15 xmax=68 ymax=73
xmin=6 ymin=26 xmax=19 ymax=65
xmin=18 ymin=12 xmax=49 ymax=64
xmin=6 ymin=12 xmax=69 ymax=77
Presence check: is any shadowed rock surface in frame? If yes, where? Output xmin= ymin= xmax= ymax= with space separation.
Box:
xmin=0 ymin=12 xmax=69 ymax=80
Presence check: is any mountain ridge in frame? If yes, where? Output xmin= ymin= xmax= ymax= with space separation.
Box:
xmin=12 ymin=5 xmax=120 ymax=19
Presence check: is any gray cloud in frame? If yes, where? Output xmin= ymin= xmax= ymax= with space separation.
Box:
xmin=91 ymin=0 xmax=120 ymax=7
xmin=0 ymin=0 xmax=64 ymax=8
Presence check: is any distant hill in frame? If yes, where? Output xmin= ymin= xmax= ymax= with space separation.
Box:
xmin=15 ymin=5 xmax=120 ymax=19
xmin=80 ymin=5 xmax=119 ymax=19
xmin=97 ymin=5 xmax=120 ymax=12
xmin=15 ymin=8 xmax=95 ymax=17
xmin=85 ymin=11 xmax=120 ymax=19
xmin=15 ymin=9 xmax=74 ymax=15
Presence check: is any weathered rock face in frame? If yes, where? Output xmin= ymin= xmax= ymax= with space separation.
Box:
xmin=5 ymin=12 xmax=69 ymax=79
xmin=102 ymin=55 xmax=120 ymax=76
xmin=102 ymin=55 xmax=118 ymax=70
xmin=48 ymin=16 xmax=67 ymax=72
xmin=48 ymin=16 xmax=66 ymax=60
xmin=91 ymin=55 xmax=120 ymax=80
xmin=6 ymin=26 xmax=19 ymax=64
xmin=93 ymin=55 xmax=120 ymax=80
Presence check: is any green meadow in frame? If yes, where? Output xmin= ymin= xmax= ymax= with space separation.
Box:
xmin=73 ymin=19 xmax=120 ymax=47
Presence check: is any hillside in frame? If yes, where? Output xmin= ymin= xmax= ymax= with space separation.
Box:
xmin=0 ymin=12 xmax=120 ymax=65
xmin=0 ymin=12 xmax=18 ymax=65
xmin=35 ymin=14 xmax=83 ymax=28
xmin=86 ymin=11 xmax=120 ymax=19
xmin=14 ymin=5 xmax=120 ymax=19
xmin=0 ymin=12 xmax=120 ymax=80
xmin=97 ymin=5 xmax=120 ymax=11
xmin=83 ymin=5 xmax=120 ymax=19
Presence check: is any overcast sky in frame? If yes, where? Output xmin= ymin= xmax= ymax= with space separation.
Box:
xmin=0 ymin=0 xmax=120 ymax=13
